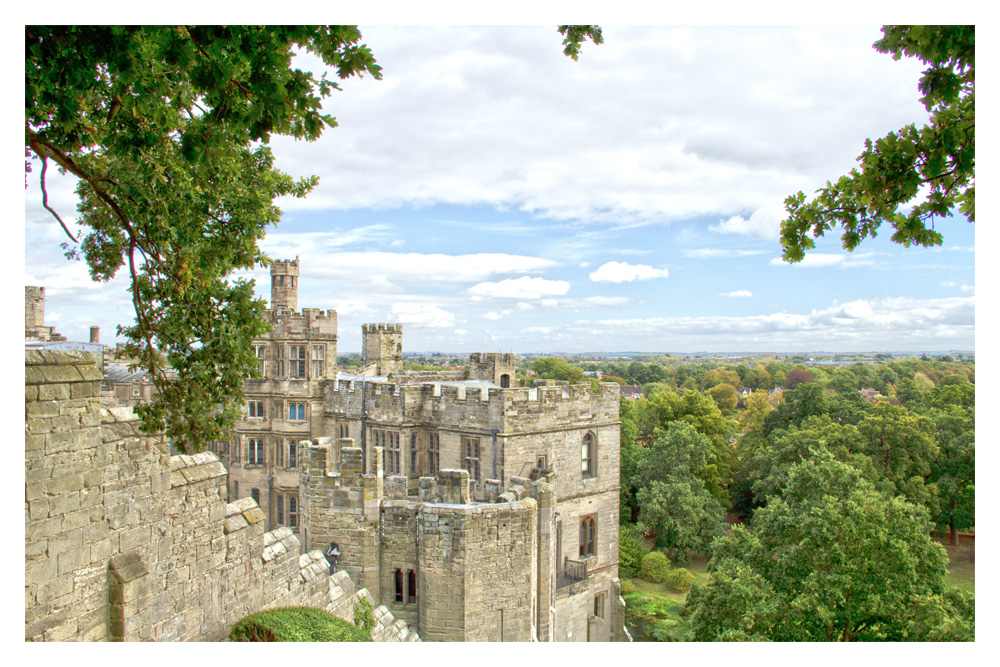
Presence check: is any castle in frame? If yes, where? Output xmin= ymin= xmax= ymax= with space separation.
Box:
xmin=25 ymin=348 xmax=419 ymax=642
xmin=24 ymin=261 xmax=628 ymax=642
xmin=223 ymin=259 xmax=628 ymax=641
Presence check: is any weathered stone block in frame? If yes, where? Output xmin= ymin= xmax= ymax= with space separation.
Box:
xmin=26 ymin=400 xmax=60 ymax=419
xmin=39 ymin=365 xmax=83 ymax=384
xmin=70 ymin=381 xmax=95 ymax=399
xmin=24 ymin=365 xmax=45 ymax=384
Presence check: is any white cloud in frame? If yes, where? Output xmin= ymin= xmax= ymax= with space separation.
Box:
xmin=838 ymin=300 xmax=874 ymax=318
xmin=589 ymin=261 xmax=668 ymax=283
xmin=709 ymin=206 xmax=785 ymax=241
xmin=769 ymin=252 xmax=877 ymax=268
xmin=582 ymin=296 xmax=633 ymax=307
xmin=259 ymin=25 xmax=929 ymax=228
xmin=466 ymin=276 xmax=570 ymax=300
xmin=389 ymin=239 xmax=405 ymax=247
xmin=483 ymin=311 xmax=501 ymax=320
xmin=942 ymin=280 xmax=975 ymax=295
xmin=721 ymin=290 xmax=753 ymax=298
xmin=298 ymin=251 xmax=556 ymax=283
xmin=591 ymin=296 xmax=972 ymax=347
xmin=684 ymin=248 xmax=769 ymax=259
xmin=387 ymin=303 xmax=455 ymax=328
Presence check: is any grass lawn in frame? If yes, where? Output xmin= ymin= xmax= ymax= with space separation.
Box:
xmin=940 ymin=537 xmax=975 ymax=594
xmin=622 ymin=557 xmax=710 ymax=641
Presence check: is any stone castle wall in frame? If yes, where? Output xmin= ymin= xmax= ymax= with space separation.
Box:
xmin=300 ymin=441 xmax=544 ymax=641
xmin=328 ymin=380 xmax=619 ymax=434
xmin=25 ymin=350 xmax=417 ymax=642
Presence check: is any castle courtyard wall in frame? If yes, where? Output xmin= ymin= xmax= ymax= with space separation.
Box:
xmin=25 ymin=350 xmax=417 ymax=642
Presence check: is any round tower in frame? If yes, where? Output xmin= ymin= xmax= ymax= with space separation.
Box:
xmin=270 ymin=258 xmax=299 ymax=313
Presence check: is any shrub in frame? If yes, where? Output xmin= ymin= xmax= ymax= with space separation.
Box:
xmin=664 ymin=567 xmax=695 ymax=592
xmin=620 ymin=579 xmax=636 ymax=595
xmin=640 ymin=551 xmax=672 ymax=583
xmin=230 ymin=606 xmax=371 ymax=642
xmin=353 ymin=596 xmax=376 ymax=635
xmin=619 ymin=525 xmax=649 ymax=579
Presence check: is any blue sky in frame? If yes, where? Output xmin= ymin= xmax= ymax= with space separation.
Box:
xmin=22 ymin=23 xmax=977 ymax=354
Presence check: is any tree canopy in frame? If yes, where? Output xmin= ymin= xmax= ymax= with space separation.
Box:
xmin=26 ymin=25 xmax=601 ymax=450
xmin=686 ymin=457 xmax=957 ymax=641
xmin=781 ymin=25 xmax=974 ymax=262
xmin=26 ymin=26 xmax=382 ymax=450
xmin=634 ymin=423 xmax=728 ymax=564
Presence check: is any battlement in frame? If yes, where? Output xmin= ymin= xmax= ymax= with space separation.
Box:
xmin=270 ymin=258 xmax=300 ymax=273
xmin=328 ymin=379 xmax=620 ymax=431
xmin=363 ymin=322 xmax=403 ymax=334
xmin=468 ymin=352 xmax=516 ymax=364
xmin=299 ymin=307 xmax=336 ymax=321
xmin=25 ymin=350 xmax=418 ymax=642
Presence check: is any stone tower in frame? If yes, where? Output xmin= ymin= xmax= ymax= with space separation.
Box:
xmin=467 ymin=353 xmax=517 ymax=388
xmin=362 ymin=323 xmax=403 ymax=376
xmin=25 ymin=286 xmax=45 ymax=330
xmin=270 ymin=258 xmax=299 ymax=313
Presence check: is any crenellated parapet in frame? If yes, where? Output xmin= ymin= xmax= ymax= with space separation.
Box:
xmin=327 ymin=380 xmax=619 ymax=432
xmin=362 ymin=323 xmax=403 ymax=334
xmin=25 ymin=351 xmax=418 ymax=642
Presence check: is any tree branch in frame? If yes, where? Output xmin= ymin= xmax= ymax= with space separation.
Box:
xmin=38 ymin=156 xmax=78 ymax=244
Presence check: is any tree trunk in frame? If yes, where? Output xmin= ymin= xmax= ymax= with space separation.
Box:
xmin=949 ymin=500 xmax=958 ymax=546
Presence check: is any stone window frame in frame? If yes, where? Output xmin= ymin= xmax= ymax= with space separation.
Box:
xmin=407 ymin=569 xmax=416 ymax=604
xmin=247 ymin=437 xmax=264 ymax=466
xmin=409 ymin=434 xmax=418 ymax=477
xmin=275 ymin=345 xmax=285 ymax=378
xmin=582 ymin=431 xmax=597 ymax=478
xmin=579 ymin=514 xmax=597 ymax=559
xmin=276 ymin=494 xmax=284 ymax=526
xmin=310 ymin=345 xmax=325 ymax=378
xmin=253 ymin=344 xmax=266 ymax=376
xmin=428 ymin=432 xmax=440 ymax=475
xmin=594 ymin=591 xmax=607 ymax=619
xmin=248 ymin=400 xmax=265 ymax=419
xmin=251 ymin=488 xmax=260 ymax=505
xmin=288 ymin=495 xmax=298 ymax=528
xmin=376 ymin=430 xmax=401 ymax=475
xmin=394 ymin=569 xmax=404 ymax=603
xmin=288 ymin=401 xmax=306 ymax=422
xmin=288 ymin=345 xmax=307 ymax=378
xmin=288 ymin=441 xmax=298 ymax=470
xmin=275 ymin=439 xmax=284 ymax=467
xmin=463 ymin=436 xmax=481 ymax=482
xmin=339 ymin=423 xmax=349 ymax=439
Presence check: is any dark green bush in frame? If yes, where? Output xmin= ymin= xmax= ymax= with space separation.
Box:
xmin=229 ymin=606 xmax=372 ymax=642
xmin=619 ymin=525 xmax=649 ymax=579
xmin=640 ymin=551 xmax=672 ymax=583
xmin=664 ymin=567 xmax=695 ymax=592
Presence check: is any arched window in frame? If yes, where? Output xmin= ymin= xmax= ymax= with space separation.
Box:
xmin=579 ymin=515 xmax=596 ymax=558
xmin=407 ymin=570 xmax=417 ymax=604
xmin=582 ymin=432 xmax=595 ymax=478
xmin=500 ymin=374 xmax=510 ymax=388
xmin=394 ymin=569 xmax=404 ymax=602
